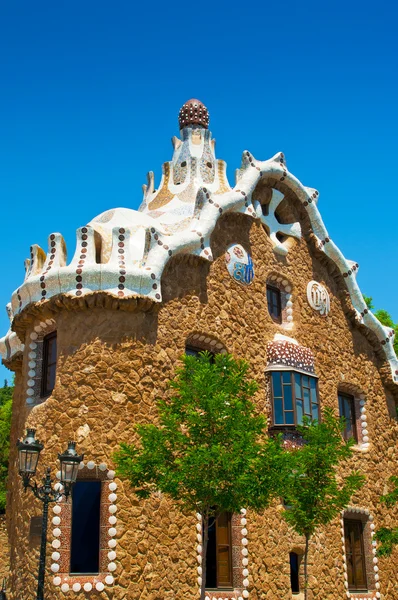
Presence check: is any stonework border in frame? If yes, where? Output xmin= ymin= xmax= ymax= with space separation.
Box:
xmin=50 ymin=461 xmax=117 ymax=593
xmin=198 ymin=508 xmax=249 ymax=600
xmin=25 ymin=319 xmax=57 ymax=406
xmin=186 ymin=332 xmax=227 ymax=354
xmin=341 ymin=507 xmax=380 ymax=600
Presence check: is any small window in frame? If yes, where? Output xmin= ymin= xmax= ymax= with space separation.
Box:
xmin=271 ymin=371 xmax=319 ymax=426
xmin=185 ymin=346 xmax=215 ymax=362
xmin=338 ymin=393 xmax=357 ymax=442
xmin=290 ymin=552 xmax=300 ymax=594
xmin=41 ymin=332 xmax=57 ymax=397
xmin=181 ymin=161 xmax=187 ymax=167
xmin=70 ymin=481 xmax=101 ymax=575
xmin=185 ymin=346 xmax=201 ymax=357
xmin=205 ymin=512 xmax=232 ymax=589
xmin=267 ymin=285 xmax=282 ymax=324
xmin=344 ymin=519 xmax=368 ymax=592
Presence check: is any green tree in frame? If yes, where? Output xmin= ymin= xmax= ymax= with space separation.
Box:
xmin=0 ymin=381 xmax=13 ymax=407
xmin=363 ymin=295 xmax=398 ymax=355
xmin=115 ymin=352 xmax=289 ymax=600
xmin=281 ymin=409 xmax=365 ymax=600
xmin=0 ymin=381 xmax=13 ymax=512
xmin=375 ymin=476 xmax=398 ymax=557
xmin=363 ymin=295 xmax=374 ymax=311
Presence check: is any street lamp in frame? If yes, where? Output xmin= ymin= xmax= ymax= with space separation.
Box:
xmin=16 ymin=430 xmax=83 ymax=600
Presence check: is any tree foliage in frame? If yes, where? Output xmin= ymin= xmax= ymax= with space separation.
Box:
xmin=281 ymin=409 xmax=365 ymax=599
xmin=115 ymin=352 xmax=289 ymax=600
xmin=363 ymin=295 xmax=398 ymax=355
xmin=0 ymin=379 xmax=13 ymax=512
xmin=375 ymin=476 xmax=398 ymax=557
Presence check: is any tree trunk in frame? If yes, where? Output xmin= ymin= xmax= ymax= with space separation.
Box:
xmin=200 ymin=513 xmax=209 ymax=600
xmin=303 ymin=533 xmax=310 ymax=600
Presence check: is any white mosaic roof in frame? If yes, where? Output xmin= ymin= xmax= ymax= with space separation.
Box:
xmin=1 ymin=100 xmax=397 ymax=383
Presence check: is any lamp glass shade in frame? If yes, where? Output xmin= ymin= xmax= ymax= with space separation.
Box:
xmin=58 ymin=442 xmax=83 ymax=485
xmin=16 ymin=429 xmax=43 ymax=477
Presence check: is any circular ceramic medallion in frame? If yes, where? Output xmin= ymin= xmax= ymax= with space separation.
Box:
xmin=306 ymin=281 xmax=330 ymax=316
xmin=225 ymin=244 xmax=254 ymax=285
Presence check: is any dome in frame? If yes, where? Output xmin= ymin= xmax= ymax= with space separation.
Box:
xmin=178 ymin=99 xmax=209 ymax=129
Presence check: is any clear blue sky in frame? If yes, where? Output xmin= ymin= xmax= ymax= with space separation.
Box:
xmin=0 ymin=1 xmax=397 ymax=383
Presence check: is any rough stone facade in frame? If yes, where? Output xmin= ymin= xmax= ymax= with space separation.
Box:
xmin=0 ymin=515 xmax=9 ymax=585
xmin=1 ymin=100 xmax=397 ymax=599
xmin=2 ymin=211 xmax=397 ymax=600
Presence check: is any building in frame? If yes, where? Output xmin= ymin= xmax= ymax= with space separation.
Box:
xmin=1 ymin=99 xmax=397 ymax=599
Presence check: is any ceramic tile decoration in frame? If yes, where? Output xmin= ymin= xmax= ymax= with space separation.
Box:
xmin=0 ymin=98 xmax=396 ymax=382
xmin=225 ymin=245 xmax=254 ymax=286
xmin=0 ymin=98 xmax=395 ymax=600
xmin=266 ymin=334 xmax=315 ymax=375
xmin=307 ymin=281 xmax=330 ymax=316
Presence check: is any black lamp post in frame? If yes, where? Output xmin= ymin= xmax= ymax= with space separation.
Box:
xmin=16 ymin=429 xmax=83 ymax=600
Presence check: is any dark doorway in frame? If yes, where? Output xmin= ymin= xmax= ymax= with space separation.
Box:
xmin=290 ymin=552 xmax=300 ymax=593
xmin=70 ymin=481 xmax=101 ymax=574
xmin=205 ymin=512 xmax=232 ymax=589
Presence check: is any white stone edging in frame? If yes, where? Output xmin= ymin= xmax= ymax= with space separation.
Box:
xmin=25 ymin=319 xmax=56 ymax=406
xmin=199 ymin=508 xmax=250 ymax=600
xmin=51 ymin=461 xmax=117 ymax=593
xmin=341 ymin=508 xmax=381 ymax=600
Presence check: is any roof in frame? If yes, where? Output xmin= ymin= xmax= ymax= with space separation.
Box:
xmin=1 ymin=100 xmax=397 ymax=383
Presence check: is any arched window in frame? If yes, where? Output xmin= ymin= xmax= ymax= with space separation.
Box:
xmin=266 ymin=285 xmax=282 ymax=324
xmin=338 ymin=392 xmax=357 ymax=442
xmin=25 ymin=319 xmax=57 ymax=407
xmin=337 ymin=384 xmax=368 ymax=448
xmin=266 ymin=274 xmax=294 ymax=327
xmin=185 ymin=333 xmax=226 ymax=356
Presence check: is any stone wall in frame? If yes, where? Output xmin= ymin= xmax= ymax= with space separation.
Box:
xmin=5 ymin=209 xmax=398 ymax=599
xmin=0 ymin=515 xmax=9 ymax=586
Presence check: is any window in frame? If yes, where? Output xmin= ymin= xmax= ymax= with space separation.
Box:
xmin=271 ymin=371 xmax=319 ymax=426
xmin=344 ymin=519 xmax=367 ymax=592
xmin=267 ymin=285 xmax=282 ymax=324
xmin=289 ymin=552 xmax=300 ymax=594
xmin=205 ymin=513 xmax=232 ymax=589
xmin=185 ymin=346 xmax=215 ymax=362
xmin=41 ymin=332 xmax=57 ymax=397
xmin=185 ymin=346 xmax=201 ymax=357
xmin=70 ymin=481 xmax=101 ymax=574
xmin=338 ymin=393 xmax=357 ymax=441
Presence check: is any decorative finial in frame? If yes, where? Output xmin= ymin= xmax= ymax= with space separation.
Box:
xmin=178 ymin=99 xmax=209 ymax=130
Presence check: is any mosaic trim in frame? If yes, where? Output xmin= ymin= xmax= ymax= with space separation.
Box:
xmin=2 ymin=107 xmax=396 ymax=385
xmin=25 ymin=319 xmax=56 ymax=406
xmin=51 ymin=462 xmax=117 ymax=593
xmin=266 ymin=337 xmax=315 ymax=375
xmin=225 ymin=245 xmax=254 ymax=286
xmin=186 ymin=333 xmax=227 ymax=354
xmin=340 ymin=508 xmax=380 ymax=600
xmin=266 ymin=273 xmax=294 ymax=327
xmin=198 ymin=509 xmax=249 ymax=600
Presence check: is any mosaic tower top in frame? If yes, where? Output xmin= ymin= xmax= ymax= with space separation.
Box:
xmin=0 ymin=99 xmax=397 ymax=383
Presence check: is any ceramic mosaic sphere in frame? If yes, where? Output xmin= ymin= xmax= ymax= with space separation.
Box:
xmin=178 ymin=99 xmax=209 ymax=129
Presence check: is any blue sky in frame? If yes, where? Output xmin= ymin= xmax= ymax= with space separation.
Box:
xmin=0 ymin=1 xmax=397 ymax=383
